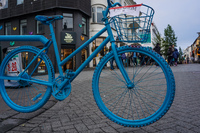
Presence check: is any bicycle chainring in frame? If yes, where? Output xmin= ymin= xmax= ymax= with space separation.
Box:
xmin=52 ymin=77 xmax=71 ymax=101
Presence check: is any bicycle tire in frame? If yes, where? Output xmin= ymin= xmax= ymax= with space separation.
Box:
xmin=0 ymin=46 xmax=55 ymax=113
xmin=92 ymin=46 xmax=175 ymax=127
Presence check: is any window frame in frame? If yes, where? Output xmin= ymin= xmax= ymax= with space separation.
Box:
xmin=62 ymin=13 xmax=74 ymax=31
xmin=91 ymin=6 xmax=105 ymax=24
xmin=20 ymin=19 xmax=27 ymax=35
xmin=17 ymin=0 xmax=24 ymax=5
xmin=82 ymin=16 xmax=87 ymax=35
xmin=0 ymin=0 xmax=8 ymax=9
xmin=36 ymin=21 xmax=44 ymax=34
xmin=5 ymin=22 xmax=11 ymax=35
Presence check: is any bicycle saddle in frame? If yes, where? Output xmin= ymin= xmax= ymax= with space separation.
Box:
xmin=35 ymin=15 xmax=63 ymax=25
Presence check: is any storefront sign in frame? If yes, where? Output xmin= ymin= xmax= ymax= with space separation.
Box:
xmin=61 ymin=32 xmax=76 ymax=44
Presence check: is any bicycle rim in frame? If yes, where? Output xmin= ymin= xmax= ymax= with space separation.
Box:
xmin=92 ymin=46 xmax=175 ymax=127
xmin=0 ymin=46 xmax=54 ymax=113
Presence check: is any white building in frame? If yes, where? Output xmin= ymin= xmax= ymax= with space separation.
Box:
xmin=89 ymin=0 xmax=136 ymax=67
xmin=141 ymin=22 xmax=160 ymax=49
xmin=184 ymin=46 xmax=192 ymax=62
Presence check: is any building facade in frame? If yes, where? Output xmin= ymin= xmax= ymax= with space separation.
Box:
xmin=0 ymin=0 xmax=91 ymax=73
xmin=189 ymin=32 xmax=200 ymax=62
xmin=89 ymin=0 xmax=136 ymax=67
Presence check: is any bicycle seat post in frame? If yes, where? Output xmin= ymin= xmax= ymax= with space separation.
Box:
xmin=49 ymin=23 xmax=64 ymax=76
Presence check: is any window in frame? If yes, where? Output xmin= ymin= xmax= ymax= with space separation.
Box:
xmin=63 ymin=13 xmax=73 ymax=31
xmin=92 ymin=38 xmax=108 ymax=66
xmin=92 ymin=7 xmax=96 ymax=23
xmin=37 ymin=21 xmax=44 ymax=34
xmin=97 ymin=7 xmax=104 ymax=23
xmin=0 ymin=0 xmax=8 ymax=9
xmin=82 ymin=17 xmax=87 ymax=35
xmin=20 ymin=19 xmax=27 ymax=35
xmin=17 ymin=0 xmax=24 ymax=5
xmin=5 ymin=22 xmax=11 ymax=35
xmin=92 ymin=6 xmax=104 ymax=23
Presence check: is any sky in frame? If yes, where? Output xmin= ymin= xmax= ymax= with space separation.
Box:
xmin=135 ymin=0 xmax=200 ymax=50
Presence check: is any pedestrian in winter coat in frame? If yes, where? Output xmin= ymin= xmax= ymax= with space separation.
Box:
xmin=153 ymin=43 xmax=161 ymax=55
xmin=153 ymin=43 xmax=161 ymax=66
xmin=167 ymin=46 xmax=173 ymax=66
xmin=172 ymin=48 xmax=179 ymax=66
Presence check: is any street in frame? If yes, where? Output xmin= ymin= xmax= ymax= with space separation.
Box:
xmin=0 ymin=64 xmax=200 ymax=133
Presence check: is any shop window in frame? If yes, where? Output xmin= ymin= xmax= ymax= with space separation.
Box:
xmin=63 ymin=13 xmax=73 ymax=31
xmin=92 ymin=6 xmax=104 ymax=23
xmin=21 ymin=52 xmax=46 ymax=73
xmin=5 ymin=22 xmax=11 ymax=35
xmin=20 ymin=19 xmax=27 ymax=35
xmin=81 ymin=49 xmax=87 ymax=63
xmin=92 ymin=38 xmax=108 ymax=66
xmin=82 ymin=17 xmax=87 ymax=35
xmin=38 ymin=58 xmax=46 ymax=73
xmin=0 ymin=0 xmax=8 ymax=9
xmin=37 ymin=21 xmax=44 ymax=34
xmin=17 ymin=0 xmax=24 ymax=5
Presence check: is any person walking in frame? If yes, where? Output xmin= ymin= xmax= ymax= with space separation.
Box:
xmin=153 ymin=43 xmax=161 ymax=55
xmin=172 ymin=48 xmax=179 ymax=66
xmin=153 ymin=43 xmax=161 ymax=66
xmin=167 ymin=46 xmax=173 ymax=66
xmin=132 ymin=52 xmax=137 ymax=66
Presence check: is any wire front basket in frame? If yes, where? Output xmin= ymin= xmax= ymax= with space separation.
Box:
xmin=109 ymin=4 xmax=154 ymax=43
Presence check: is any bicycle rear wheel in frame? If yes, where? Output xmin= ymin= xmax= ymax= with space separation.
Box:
xmin=92 ymin=46 xmax=175 ymax=127
xmin=0 ymin=46 xmax=54 ymax=113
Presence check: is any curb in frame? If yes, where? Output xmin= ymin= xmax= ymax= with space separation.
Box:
xmin=0 ymin=98 xmax=57 ymax=133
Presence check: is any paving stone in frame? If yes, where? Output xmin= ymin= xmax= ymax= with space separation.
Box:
xmin=65 ymin=129 xmax=78 ymax=133
xmin=0 ymin=118 xmax=26 ymax=133
xmin=101 ymin=126 xmax=117 ymax=133
xmin=172 ymin=126 xmax=196 ymax=133
xmin=12 ymin=109 xmax=45 ymax=119
xmin=155 ymin=129 xmax=177 ymax=133
xmin=74 ymin=123 xmax=88 ymax=132
xmin=4 ymin=65 xmax=200 ymax=132
xmin=0 ymin=109 xmax=19 ymax=119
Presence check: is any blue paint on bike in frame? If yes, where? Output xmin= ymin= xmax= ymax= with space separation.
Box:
xmin=33 ymin=93 xmax=42 ymax=102
xmin=0 ymin=0 xmax=176 ymax=127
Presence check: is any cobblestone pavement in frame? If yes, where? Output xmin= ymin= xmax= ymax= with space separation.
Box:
xmin=1 ymin=64 xmax=200 ymax=133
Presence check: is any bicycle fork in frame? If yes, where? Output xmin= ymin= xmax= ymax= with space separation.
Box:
xmin=111 ymin=43 xmax=134 ymax=89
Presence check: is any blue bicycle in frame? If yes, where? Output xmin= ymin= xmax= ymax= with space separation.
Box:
xmin=0 ymin=0 xmax=175 ymax=127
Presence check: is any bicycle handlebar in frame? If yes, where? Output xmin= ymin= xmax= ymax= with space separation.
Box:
xmin=107 ymin=0 xmax=112 ymax=8
xmin=104 ymin=0 xmax=122 ymax=17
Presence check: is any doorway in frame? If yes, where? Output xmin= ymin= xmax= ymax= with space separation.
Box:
xmin=61 ymin=48 xmax=75 ymax=71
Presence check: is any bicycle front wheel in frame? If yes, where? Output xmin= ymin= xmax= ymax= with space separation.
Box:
xmin=92 ymin=46 xmax=175 ymax=127
xmin=0 ymin=46 xmax=54 ymax=113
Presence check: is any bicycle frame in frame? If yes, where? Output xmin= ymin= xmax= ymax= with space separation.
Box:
xmin=0 ymin=1 xmax=133 ymax=88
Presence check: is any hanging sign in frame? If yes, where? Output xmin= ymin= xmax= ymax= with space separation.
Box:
xmin=61 ymin=32 xmax=76 ymax=44
xmin=109 ymin=4 xmax=142 ymax=18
